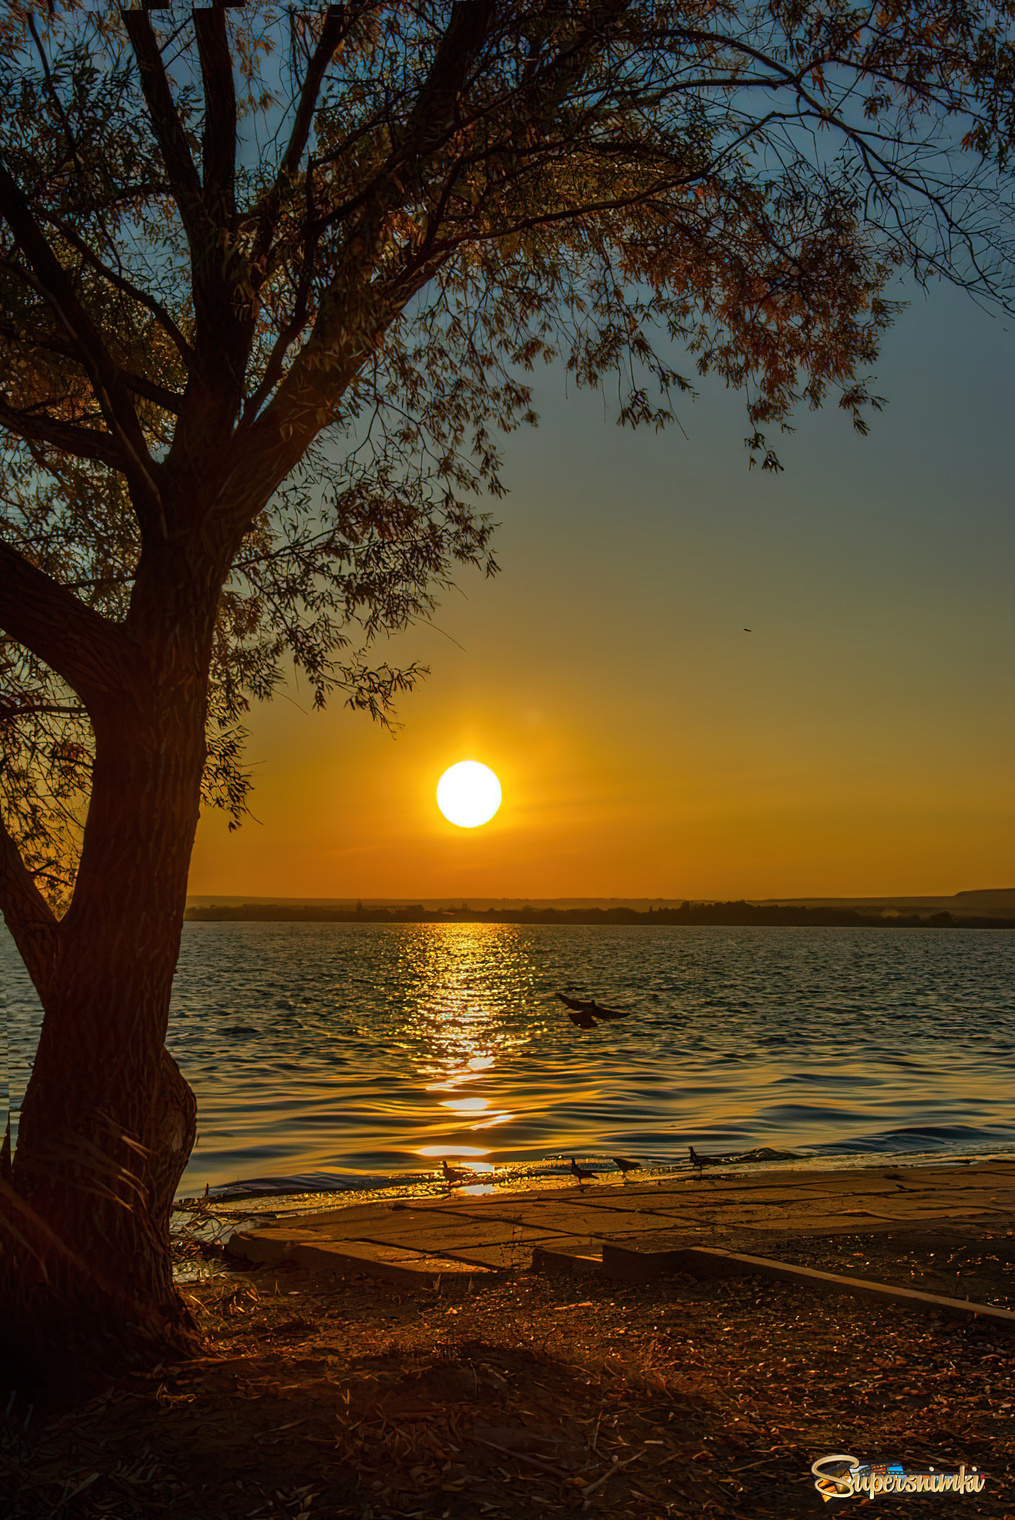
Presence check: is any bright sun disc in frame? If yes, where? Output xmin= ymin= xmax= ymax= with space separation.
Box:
xmin=436 ymin=761 xmax=502 ymax=828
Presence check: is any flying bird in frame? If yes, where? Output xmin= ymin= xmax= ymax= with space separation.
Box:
xmin=570 ymin=1156 xmax=596 ymax=1186
xmin=743 ymin=628 xmax=752 ymax=633
xmin=442 ymin=1158 xmax=471 ymax=1187
xmin=556 ymin=992 xmax=633 ymax=1029
xmin=612 ymin=1156 xmax=641 ymax=1180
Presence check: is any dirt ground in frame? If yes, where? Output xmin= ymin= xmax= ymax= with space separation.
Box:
xmin=779 ymin=1227 xmax=1015 ymax=1311
xmin=2 ymin=1231 xmax=1013 ymax=1520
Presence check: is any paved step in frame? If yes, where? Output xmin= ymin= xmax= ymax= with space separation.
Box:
xmin=228 ymin=1229 xmax=494 ymax=1293
xmin=531 ymin=1243 xmax=603 ymax=1279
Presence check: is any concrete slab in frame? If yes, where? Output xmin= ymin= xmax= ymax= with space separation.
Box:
xmin=354 ymin=1220 xmax=560 ymax=1250
xmin=468 ymin=1190 xmax=602 ymax=1207
xmin=387 ymin=1202 xmax=507 ymax=1220
xmin=869 ymin=1207 xmax=1009 ymax=1221
xmin=415 ymin=1203 xmax=595 ymax=1233
xmin=672 ymin=1187 xmax=842 ymax=1202
xmin=269 ymin=1203 xmax=403 ymax=1231
xmin=433 ymin=1240 xmax=582 ymax=1270
xmin=446 ymin=1201 xmax=698 ymax=1236
xmin=531 ymin=1243 xmax=603 ymax=1279
xmin=580 ymin=1211 xmax=702 ymax=1235
xmin=314 ymin=1206 xmax=464 ymax=1238
xmin=819 ymin=1209 xmax=901 ymax=1219
xmin=290 ymin=1239 xmax=494 ymax=1292
xmin=558 ymin=1193 xmax=702 ymax=1213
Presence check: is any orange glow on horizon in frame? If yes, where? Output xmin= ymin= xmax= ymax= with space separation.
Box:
xmin=187 ymin=303 xmax=1014 ymax=906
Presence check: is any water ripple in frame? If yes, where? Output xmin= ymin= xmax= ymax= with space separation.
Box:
xmin=4 ymin=921 xmax=1014 ymax=1195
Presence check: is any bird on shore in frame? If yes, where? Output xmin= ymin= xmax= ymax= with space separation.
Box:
xmin=689 ymin=1144 xmax=724 ymax=1170
xmin=442 ymin=1158 xmax=471 ymax=1187
xmin=612 ymin=1156 xmax=641 ymax=1181
xmin=556 ymin=992 xmax=633 ymax=1030
xmin=570 ymin=1156 xmax=596 ymax=1187
xmin=690 ymin=1144 xmax=736 ymax=1169
xmin=690 ymin=1143 xmax=795 ymax=1170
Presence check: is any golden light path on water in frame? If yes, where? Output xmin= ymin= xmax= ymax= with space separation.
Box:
xmin=398 ymin=925 xmax=524 ymax=1181
xmin=7 ymin=920 xmax=1015 ymax=1197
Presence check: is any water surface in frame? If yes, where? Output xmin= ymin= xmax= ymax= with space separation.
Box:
xmin=6 ymin=921 xmax=1013 ymax=1197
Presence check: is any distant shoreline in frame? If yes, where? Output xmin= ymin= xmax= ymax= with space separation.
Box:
xmin=185 ymin=900 xmax=1015 ymax=929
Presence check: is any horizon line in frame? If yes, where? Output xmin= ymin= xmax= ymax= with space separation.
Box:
xmin=186 ymin=887 xmax=1015 ymax=907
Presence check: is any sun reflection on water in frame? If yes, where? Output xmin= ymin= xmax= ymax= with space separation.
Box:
xmin=397 ymin=924 xmax=531 ymax=1174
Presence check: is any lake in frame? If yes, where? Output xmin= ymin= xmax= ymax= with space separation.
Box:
xmin=5 ymin=921 xmax=1014 ymax=1198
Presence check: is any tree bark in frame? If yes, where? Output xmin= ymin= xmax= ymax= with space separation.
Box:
xmin=2 ymin=572 xmax=213 ymax=1384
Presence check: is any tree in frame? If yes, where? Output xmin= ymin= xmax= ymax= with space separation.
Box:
xmin=1 ymin=2 xmax=1011 ymax=1379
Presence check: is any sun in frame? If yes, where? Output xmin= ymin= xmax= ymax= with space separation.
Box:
xmin=436 ymin=761 xmax=502 ymax=829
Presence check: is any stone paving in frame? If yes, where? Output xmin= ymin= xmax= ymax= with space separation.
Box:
xmin=228 ymin=1158 xmax=1015 ymax=1291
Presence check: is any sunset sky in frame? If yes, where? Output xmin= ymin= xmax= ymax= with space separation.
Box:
xmin=188 ymin=279 xmax=1014 ymax=903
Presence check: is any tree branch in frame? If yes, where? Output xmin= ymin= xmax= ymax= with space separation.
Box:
xmin=0 ymin=802 xmax=61 ymax=1003
xmin=399 ymin=0 xmax=497 ymax=160
xmin=194 ymin=5 xmax=237 ymax=226
xmin=0 ymin=700 xmax=84 ymax=719
xmin=0 ymin=317 xmax=182 ymax=414
xmin=249 ymin=4 xmax=351 ymax=271
xmin=118 ymin=371 xmax=182 ymax=414
xmin=314 ymin=0 xmax=499 ymax=238
xmin=0 ymin=541 xmax=133 ymax=709
xmin=0 ymin=396 xmax=128 ymax=471
xmin=121 ymin=8 xmax=205 ymax=248
xmin=244 ymin=2 xmax=498 ymax=424
xmin=0 ymin=163 xmax=164 ymax=532
xmin=281 ymin=5 xmax=350 ymax=182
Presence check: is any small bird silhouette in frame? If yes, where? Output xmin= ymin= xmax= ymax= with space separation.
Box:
xmin=612 ymin=1156 xmax=641 ymax=1180
xmin=689 ymin=1144 xmax=722 ymax=1170
xmin=442 ymin=1158 xmax=470 ymax=1187
xmin=556 ymin=992 xmax=633 ymax=1029
xmin=690 ymin=1143 xmax=792 ymax=1169
xmin=743 ymin=628 xmax=752 ymax=633
xmin=570 ymin=1156 xmax=596 ymax=1186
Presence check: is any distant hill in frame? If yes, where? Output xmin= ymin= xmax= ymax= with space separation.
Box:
xmin=185 ymin=896 xmax=1015 ymax=929
xmin=954 ymin=888 xmax=1015 ymax=913
xmin=185 ymin=895 xmax=698 ymax=911
xmin=756 ymin=889 xmax=1015 ymax=919
xmin=186 ymin=889 xmax=1015 ymax=920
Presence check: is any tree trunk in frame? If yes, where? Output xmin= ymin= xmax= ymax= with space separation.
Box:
xmin=3 ymin=606 xmax=210 ymax=1386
